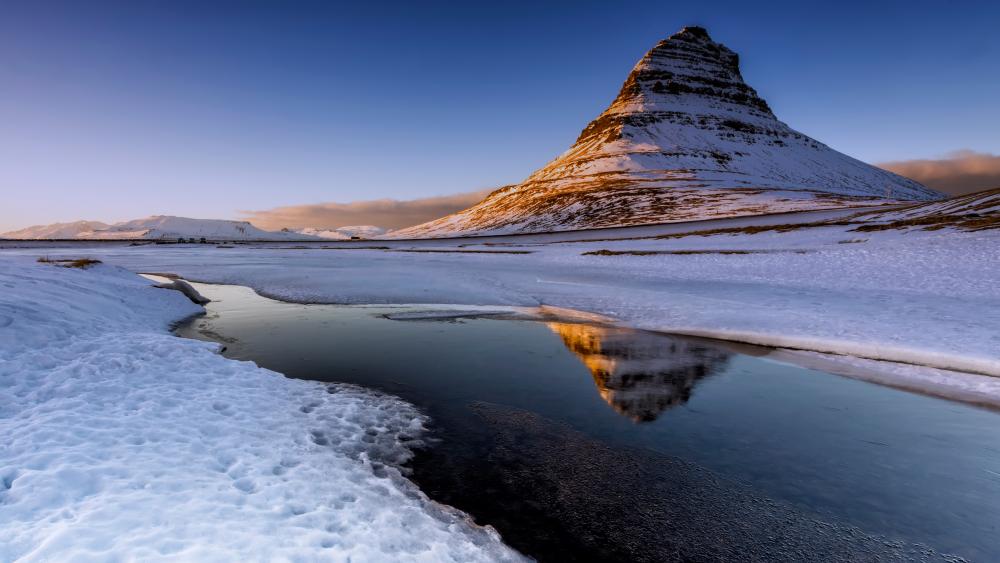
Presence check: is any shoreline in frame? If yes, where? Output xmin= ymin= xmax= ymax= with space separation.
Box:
xmin=164 ymin=274 xmax=1000 ymax=411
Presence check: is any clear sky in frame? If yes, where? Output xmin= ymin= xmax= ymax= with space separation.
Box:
xmin=1 ymin=0 xmax=998 ymax=231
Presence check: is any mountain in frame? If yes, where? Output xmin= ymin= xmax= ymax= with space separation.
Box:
xmin=2 ymin=216 xmax=319 ymax=241
xmin=391 ymin=26 xmax=942 ymax=238
xmin=1 ymin=221 xmax=110 ymax=240
xmin=293 ymin=228 xmax=350 ymax=240
xmin=294 ymin=225 xmax=387 ymax=240
xmin=332 ymin=225 xmax=387 ymax=239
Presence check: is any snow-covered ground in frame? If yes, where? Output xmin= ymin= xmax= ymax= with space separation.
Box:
xmin=4 ymin=211 xmax=997 ymax=407
xmin=0 ymin=257 xmax=523 ymax=561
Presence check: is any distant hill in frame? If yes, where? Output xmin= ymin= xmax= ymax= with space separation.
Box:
xmin=2 ymin=221 xmax=111 ymax=240
xmin=391 ymin=26 xmax=941 ymax=238
xmin=2 ymin=216 xmax=320 ymax=241
xmin=293 ymin=226 xmax=387 ymax=240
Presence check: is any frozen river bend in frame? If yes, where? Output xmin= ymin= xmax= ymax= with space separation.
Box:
xmin=8 ymin=208 xmax=998 ymax=406
xmin=0 ymin=258 xmax=523 ymax=561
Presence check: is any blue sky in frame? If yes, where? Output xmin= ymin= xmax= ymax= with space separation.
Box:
xmin=1 ymin=0 xmax=998 ymax=230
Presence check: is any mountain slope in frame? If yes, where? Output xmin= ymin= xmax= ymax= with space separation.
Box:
xmin=391 ymin=26 xmax=941 ymax=238
xmin=849 ymin=187 xmax=1000 ymax=232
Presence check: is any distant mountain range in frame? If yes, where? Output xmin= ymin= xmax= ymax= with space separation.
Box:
xmin=391 ymin=26 xmax=942 ymax=238
xmin=1 ymin=221 xmax=113 ymax=240
xmin=1 ymin=216 xmax=385 ymax=241
xmin=291 ymin=226 xmax=388 ymax=240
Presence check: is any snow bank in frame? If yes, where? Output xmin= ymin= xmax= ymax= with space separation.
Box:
xmin=0 ymin=257 xmax=523 ymax=561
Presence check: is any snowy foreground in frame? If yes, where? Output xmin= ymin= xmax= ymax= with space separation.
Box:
xmin=5 ymin=208 xmax=997 ymax=407
xmin=1 ymin=211 xmax=999 ymax=559
xmin=0 ymin=258 xmax=524 ymax=561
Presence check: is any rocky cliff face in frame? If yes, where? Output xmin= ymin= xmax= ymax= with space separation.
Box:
xmin=392 ymin=26 xmax=941 ymax=238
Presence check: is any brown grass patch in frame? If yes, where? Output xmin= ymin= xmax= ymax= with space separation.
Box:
xmin=37 ymin=257 xmax=102 ymax=269
xmin=852 ymin=214 xmax=999 ymax=232
xmin=655 ymin=221 xmax=847 ymax=239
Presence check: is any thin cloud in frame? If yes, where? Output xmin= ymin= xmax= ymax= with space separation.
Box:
xmin=878 ymin=150 xmax=1000 ymax=196
xmin=242 ymin=190 xmax=492 ymax=231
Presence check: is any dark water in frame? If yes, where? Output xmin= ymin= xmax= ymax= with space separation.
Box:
xmin=175 ymin=282 xmax=1000 ymax=562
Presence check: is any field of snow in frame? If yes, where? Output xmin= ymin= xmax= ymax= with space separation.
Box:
xmin=0 ymin=257 xmax=523 ymax=561
xmin=4 ymin=210 xmax=997 ymax=408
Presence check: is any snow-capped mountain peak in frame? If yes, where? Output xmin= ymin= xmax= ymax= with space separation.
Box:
xmin=391 ymin=26 xmax=942 ymax=238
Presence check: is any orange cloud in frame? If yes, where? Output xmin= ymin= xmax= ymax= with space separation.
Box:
xmin=241 ymin=190 xmax=490 ymax=231
xmin=878 ymin=150 xmax=1000 ymax=196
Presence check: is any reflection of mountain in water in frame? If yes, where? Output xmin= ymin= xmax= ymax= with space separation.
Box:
xmin=548 ymin=323 xmax=731 ymax=422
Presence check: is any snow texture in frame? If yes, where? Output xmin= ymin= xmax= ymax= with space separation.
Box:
xmin=0 ymin=257 xmax=524 ymax=562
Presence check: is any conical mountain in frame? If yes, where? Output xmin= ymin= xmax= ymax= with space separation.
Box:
xmin=392 ymin=26 xmax=942 ymax=238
